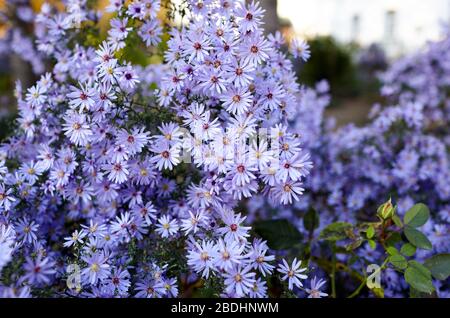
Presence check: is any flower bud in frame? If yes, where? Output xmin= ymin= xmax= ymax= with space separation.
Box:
xmin=377 ymin=199 xmax=395 ymax=220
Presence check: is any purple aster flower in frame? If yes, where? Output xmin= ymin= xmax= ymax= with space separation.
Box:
xmin=290 ymin=39 xmax=310 ymax=62
xmin=63 ymin=229 xmax=87 ymax=247
xmin=248 ymin=278 xmax=268 ymax=298
xmin=180 ymin=210 xmax=209 ymax=235
xmin=81 ymin=252 xmax=110 ymax=285
xmin=278 ymin=258 xmax=308 ymax=290
xmin=223 ymin=265 xmax=256 ymax=297
xmin=62 ymin=112 xmax=93 ymax=147
xmin=214 ymin=238 xmax=245 ymax=271
xmin=305 ymin=277 xmax=328 ymax=298
xmin=15 ymin=217 xmax=39 ymax=244
xmin=22 ymin=256 xmax=56 ymax=285
xmin=139 ymin=20 xmax=162 ymax=47
xmin=155 ymin=215 xmax=179 ymax=238
xmin=218 ymin=210 xmax=251 ymax=242
xmin=105 ymin=268 xmax=131 ymax=296
xmin=68 ymin=83 xmax=96 ymax=112
xmin=187 ymin=240 xmax=218 ymax=279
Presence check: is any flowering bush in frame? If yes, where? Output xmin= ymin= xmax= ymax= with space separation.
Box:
xmin=282 ymin=36 xmax=450 ymax=298
xmin=0 ymin=0 xmax=46 ymax=75
xmin=0 ymin=0 xmax=448 ymax=299
xmin=0 ymin=0 xmax=319 ymax=298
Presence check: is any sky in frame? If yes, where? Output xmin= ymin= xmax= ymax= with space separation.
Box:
xmin=277 ymin=0 xmax=450 ymax=54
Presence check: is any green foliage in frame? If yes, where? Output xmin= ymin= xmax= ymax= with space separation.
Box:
xmin=303 ymin=208 xmax=319 ymax=233
xmin=366 ymin=226 xmax=375 ymax=239
xmin=386 ymin=246 xmax=399 ymax=255
xmin=319 ymin=222 xmax=353 ymax=241
xmin=254 ymin=219 xmax=303 ymax=250
xmin=298 ymin=36 xmax=359 ymax=97
xmin=404 ymin=226 xmax=432 ymax=250
xmin=313 ymin=199 xmax=440 ymax=298
xmin=0 ymin=112 xmax=17 ymax=142
xmin=424 ymin=254 xmax=450 ymax=280
xmin=403 ymin=203 xmax=430 ymax=228
xmin=389 ymin=254 xmax=407 ymax=270
xmin=404 ymin=261 xmax=435 ymax=294
xmin=400 ymin=243 xmax=416 ymax=257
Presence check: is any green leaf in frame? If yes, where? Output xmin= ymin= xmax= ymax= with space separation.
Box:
xmin=400 ymin=243 xmax=416 ymax=257
xmin=386 ymin=246 xmax=399 ymax=255
xmin=392 ymin=215 xmax=403 ymax=228
xmin=389 ymin=254 xmax=407 ymax=269
xmin=404 ymin=226 xmax=432 ymax=250
xmin=424 ymin=254 xmax=450 ymax=280
xmin=403 ymin=203 xmax=430 ymax=228
xmin=346 ymin=239 xmax=363 ymax=251
xmin=366 ymin=226 xmax=375 ymax=239
xmin=404 ymin=261 xmax=435 ymax=294
xmin=385 ymin=232 xmax=402 ymax=247
xmin=348 ymin=255 xmax=358 ymax=266
xmin=409 ymin=287 xmax=438 ymax=298
xmin=368 ymin=240 xmax=376 ymax=250
xmin=319 ymin=222 xmax=353 ymax=241
xmin=254 ymin=219 xmax=303 ymax=250
xmin=303 ymin=208 xmax=320 ymax=232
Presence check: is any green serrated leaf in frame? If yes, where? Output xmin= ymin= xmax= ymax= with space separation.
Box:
xmin=254 ymin=219 xmax=303 ymax=250
xmin=403 ymin=203 xmax=430 ymax=228
xmin=389 ymin=254 xmax=407 ymax=269
xmin=404 ymin=226 xmax=432 ymax=250
xmin=424 ymin=254 xmax=450 ymax=280
xmin=366 ymin=226 xmax=375 ymax=239
xmin=400 ymin=243 xmax=416 ymax=257
xmin=319 ymin=222 xmax=353 ymax=241
xmin=404 ymin=261 xmax=434 ymax=294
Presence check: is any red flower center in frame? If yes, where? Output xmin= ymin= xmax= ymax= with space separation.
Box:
xmin=161 ymin=151 xmax=170 ymax=158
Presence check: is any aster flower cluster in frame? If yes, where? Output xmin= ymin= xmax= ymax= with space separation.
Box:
xmin=0 ymin=0 xmax=45 ymax=74
xmin=0 ymin=0 xmax=320 ymax=298
xmin=247 ymin=36 xmax=450 ymax=297
xmin=380 ymin=33 xmax=450 ymax=127
xmin=156 ymin=0 xmax=313 ymax=205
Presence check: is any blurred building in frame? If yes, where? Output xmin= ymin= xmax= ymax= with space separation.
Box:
xmin=278 ymin=0 xmax=450 ymax=57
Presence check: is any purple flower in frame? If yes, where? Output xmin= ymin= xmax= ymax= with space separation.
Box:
xmin=305 ymin=277 xmax=328 ymax=298
xmin=223 ymin=265 xmax=256 ymax=297
xmin=63 ymin=112 xmax=93 ymax=147
xmin=22 ymin=256 xmax=56 ymax=286
xmin=187 ymin=240 xmax=218 ymax=279
xmin=155 ymin=215 xmax=179 ymax=238
xmin=81 ymin=252 xmax=110 ymax=285
xmin=278 ymin=258 xmax=308 ymax=290
xmin=15 ymin=218 xmax=39 ymax=244
xmin=68 ymin=83 xmax=96 ymax=112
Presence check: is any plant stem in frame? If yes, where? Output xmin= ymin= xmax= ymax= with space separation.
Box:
xmin=331 ymin=244 xmax=337 ymax=298
xmin=347 ymin=278 xmax=367 ymax=298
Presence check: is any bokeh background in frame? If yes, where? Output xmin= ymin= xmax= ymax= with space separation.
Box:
xmin=2 ymin=0 xmax=450 ymax=130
